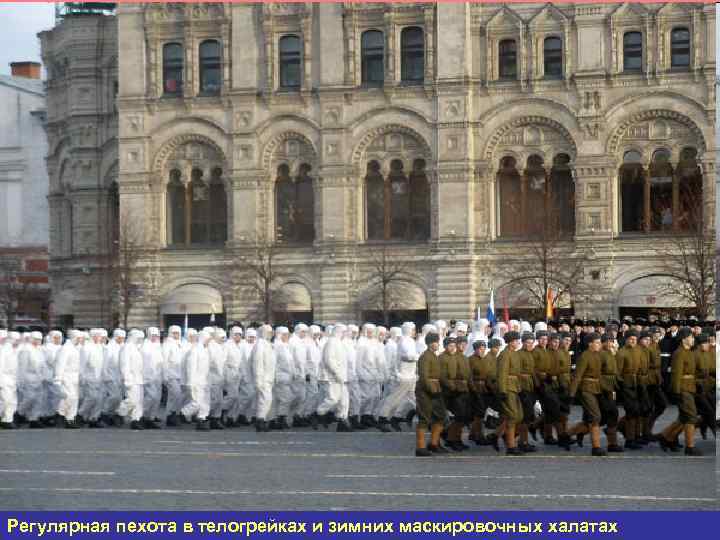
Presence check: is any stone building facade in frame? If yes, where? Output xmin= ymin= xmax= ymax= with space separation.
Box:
xmin=0 ymin=63 xmax=50 ymax=327
xmin=42 ymin=3 xmax=716 ymax=329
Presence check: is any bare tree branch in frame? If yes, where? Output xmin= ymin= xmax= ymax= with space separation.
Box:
xmin=109 ymin=208 xmax=147 ymax=328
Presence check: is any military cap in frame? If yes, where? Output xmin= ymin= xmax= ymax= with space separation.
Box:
xmin=694 ymin=333 xmax=708 ymax=345
xmin=583 ymin=332 xmax=601 ymax=345
xmin=425 ymin=332 xmax=440 ymax=345
xmin=559 ymin=331 xmax=572 ymax=340
xmin=600 ymin=334 xmax=611 ymax=343
xmin=639 ymin=331 xmax=652 ymax=340
xmin=489 ymin=338 xmax=503 ymax=349
xmin=521 ymin=331 xmax=535 ymax=342
xmin=443 ymin=336 xmax=457 ymax=347
xmin=536 ymin=330 xmax=549 ymax=338
xmin=624 ymin=329 xmax=639 ymax=339
xmin=607 ymin=324 xmax=619 ymax=333
xmin=548 ymin=333 xmax=560 ymax=341
xmin=649 ymin=326 xmax=661 ymax=334
xmin=472 ymin=340 xmax=487 ymax=350
xmin=596 ymin=320 xmax=606 ymax=328
xmin=505 ymin=331 xmax=521 ymax=342
xmin=676 ymin=327 xmax=692 ymax=340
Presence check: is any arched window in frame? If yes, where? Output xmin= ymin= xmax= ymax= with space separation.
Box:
xmin=365 ymin=159 xmax=429 ymax=242
xmin=550 ymin=154 xmax=575 ymax=236
xmin=498 ymin=156 xmax=522 ymax=237
xmin=619 ymin=147 xmax=703 ymax=234
xmin=275 ymin=163 xmax=315 ymax=244
xmin=623 ymin=32 xmax=642 ymax=72
xmin=167 ymin=170 xmax=186 ymax=246
xmin=365 ymin=161 xmax=386 ymax=241
xmin=279 ymin=35 xmax=301 ymax=89
xmin=400 ymin=27 xmax=424 ymax=84
xmin=670 ymin=27 xmax=690 ymax=68
xmin=620 ymin=150 xmax=645 ymax=232
xmin=361 ymin=30 xmax=384 ymax=86
xmin=166 ymin=168 xmax=227 ymax=247
xmin=199 ymin=40 xmax=221 ymax=95
xmin=543 ymin=37 xmax=563 ymax=79
xmin=677 ymin=147 xmax=702 ymax=231
xmin=209 ymin=168 xmax=227 ymax=243
xmin=163 ymin=43 xmax=183 ymax=95
xmin=499 ymin=39 xmax=517 ymax=79
xmin=649 ymin=149 xmax=673 ymax=231
xmin=524 ymin=155 xmax=547 ymax=236
xmin=409 ymin=159 xmax=430 ymax=241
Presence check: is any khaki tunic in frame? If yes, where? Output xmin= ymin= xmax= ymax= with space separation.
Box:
xmin=415 ymin=350 xmax=446 ymax=429
xmin=671 ymin=347 xmax=698 ymax=424
xmin=570 ymin=350 xmax=603 ymax=424
xmin=497 ymin=348 xmax=523 ymax=425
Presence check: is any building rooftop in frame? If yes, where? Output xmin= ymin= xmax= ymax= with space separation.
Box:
xmin=0 ymin=74 xmax=45 ymax=97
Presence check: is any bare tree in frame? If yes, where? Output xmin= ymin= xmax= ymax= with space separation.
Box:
xmin=496 ymin=208 xmax=591 ymax=320
xmin=0 ymin=256 xmax=37 ymax=329
xmin=357 ymin=244 xmax=419 ymax=327
xmin=110 ymin=209 xmax=147 ymax=329
xmin=648 ymin=190 xmax=716 ymax=319
xmin=227 ymin=240 xmax=291 ymax=325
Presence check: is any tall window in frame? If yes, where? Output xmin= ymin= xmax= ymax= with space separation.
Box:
xmin=623 ymin=32 xmax=642 ymax=72
xmin=107 ymin=182 xmax=120 ymax=252
xmin=275 ymin=164 xmax=315 ymax=244
xmin=361 ymin=30 xmax=384 ymax=86
xmin=199 ymin=40 xmax=221 ymax=95
xmin=163 ymin=43 xmax=184 ymax=95
xmin=365 ymin=159 xmax=430 ymax=241
xmin=620 ymin=150 xmax=644 ymax=232
xmin=279 ymin=35 xmax=301 ymax=89
xmin=649 ymin=149 xmax=673 ymax=231
xmin=497 ymin=154 xmax=575 ymax=238
xmin=499 ymin=39 xmax=517 ymax=79
xmin=400 ymin=27 xmax=424 ymax=84
xmin=543 ymin=37 xmax=563 ymax=78
xmin=670 ymin=27 xmax=690 ymax=68
xmin=166 ymin=168 xmax=227 ymax=247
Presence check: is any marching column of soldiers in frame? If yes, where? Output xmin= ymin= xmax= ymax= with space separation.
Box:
xmin=0 ymin=317 xmax=716 ymax=458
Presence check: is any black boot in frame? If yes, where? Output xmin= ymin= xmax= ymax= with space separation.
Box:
xmin=88 ymin=419 xmax=105 ymax=428
xmin=390 ymin=417 xmax=403 ymax=432
xmin=166 ymin=413 xmax=179 ymax=427
xmin=336 ymin=419 xmax=353 ymax=432
xmin=415 ymin=448 xmax=433 ymax=457
xmin=505 ymin=447 xmax=523 ymax=456
xmin=405 ymin=409 xmax=416 ymax=426
xmin=237 ymin=415 xmax=250 ymax=426
xmin=0 ymin=422 xmax=17 ymax=430
xmin=376 ymin=417 xmax=392 ymax=433
xmin=310 ymin=413 xmax=319 ymax=431
xmin=210 ymin=417 xmax=224 ymax=430
xmin=143 ymin=417 xmax=161 ymax=430
xmin=255 ymin=419 xmax=265 ymax=432
xmin=29 ymin=420 xmax=43 ymax=429
xmin=130 ymin=420 xmax=144 ymax=430
xmin=352 ymin=415 xmax=367 ymax=430
xmin=196 ymin=419 xmax=211 ymax=431
xmin=591 ymin=447 xmax=607 ymax=457
xmin=278 ymin=416 xmax=290 ymax=430
xmin=607 ymin=444 xmax=624 ymax=453
xmin=428 ymin=444 xmax=449 ymax=454
xmin=519 ymin=443 xmax=537 ymax=453
xmin=685 ymin=447 xmax=703 ymax=456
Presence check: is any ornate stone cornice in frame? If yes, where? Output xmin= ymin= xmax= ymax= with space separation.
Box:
xmin=607 ymin=109 xmax=706 ymax=155
xmin=152 ymin=133 xmax=227 ymax=175
xmin=484 ymin=115 xmax=577 ymax=161
xmin=351 ymin=124 xmax=432 ymax=166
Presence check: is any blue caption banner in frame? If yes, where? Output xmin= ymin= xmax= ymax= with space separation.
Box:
xmin=1 ymin=511 xmax=718 ymax=539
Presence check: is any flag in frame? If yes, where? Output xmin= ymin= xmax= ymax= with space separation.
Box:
xmin=486 ymin=289 xmax=496 ymax=326
xmin=546 ymin=287 xmax=554 ymax=321
xmin=183 ymin=311 xmax=188 ymax=337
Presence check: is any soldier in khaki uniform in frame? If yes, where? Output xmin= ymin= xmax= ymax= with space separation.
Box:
xmin=693 ymin=334 xmax=716 ymax=439
xmin=496 ymin=331 xmax=524 ymax=455
xmin=556 ymin=332 xmax=574 ymax=435
xmin=414 ymin=333 xmax=447 ymax=457
xmin=659 ymin=327 xmax=702 ymax=455
xmin=645 ymin=328 xmax=667 ymax=440
xmin=565 ymin=333 xmax=607 ymax=456
xmin=440 ymin=337 xmax=471 ymax=452
xmin=533 ymin=330 xmax=562 ymax=445
xmin=615 ymin=330 xmax=645 ymax=450
xmin=516 ymin=332 xmax=538 ymax=452
xmin=599 ymin=335 xmax=623 ymax=452
xmin=468 ymin=339 xmax=497 ymax=446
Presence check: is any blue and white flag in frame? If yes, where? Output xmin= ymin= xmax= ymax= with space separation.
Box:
xmin=486 ymin=289 xmax=496 ymax=326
